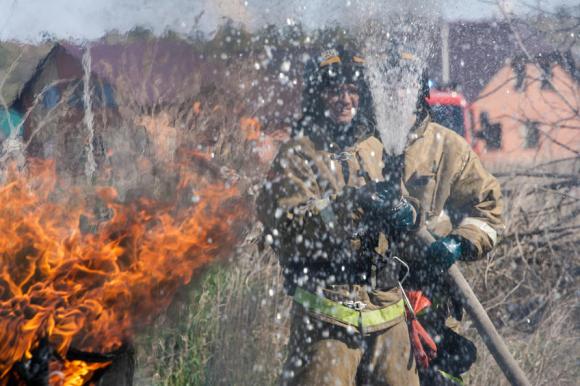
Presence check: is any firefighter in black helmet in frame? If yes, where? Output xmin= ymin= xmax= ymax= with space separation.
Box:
xmin=259 ymin=46 xmax=422 ymax=386
xmin=258 ymin=43 xmax=503 ymax=386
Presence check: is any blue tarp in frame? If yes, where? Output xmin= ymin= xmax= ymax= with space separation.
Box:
xmin=0 ymin=108 xmax=23 ymax=138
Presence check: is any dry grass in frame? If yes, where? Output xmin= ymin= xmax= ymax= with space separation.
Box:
xmin=134 ymin=226 xmax=290 ymax=386
xmin=462 ymin=160 xmax=580 ymax=386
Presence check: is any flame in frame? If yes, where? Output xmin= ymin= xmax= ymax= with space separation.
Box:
xmin=192 ymin=101 xmax=202 ymax=115
xmin=0 ymin=158 xmax=247 ymax=385
xmin=240 ymin=117 xmax=261 ymax=141
xmin=50 ymin=360 xmax=110 ymax=386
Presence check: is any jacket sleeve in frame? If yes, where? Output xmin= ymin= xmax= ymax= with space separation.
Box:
xmin=446 ymin=148 xmax=505 ymax=260
xmin=256 ymin=142 xmax=350 ymax=268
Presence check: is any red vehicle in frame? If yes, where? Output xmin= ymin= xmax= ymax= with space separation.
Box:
xmin=426 ymin=88 xmax=477 ymax=148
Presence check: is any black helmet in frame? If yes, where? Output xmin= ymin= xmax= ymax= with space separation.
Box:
xmin=298 ymin=46 xmax=376 ymax=137
xmin=314 ymin=48 xmax=366 ymax=88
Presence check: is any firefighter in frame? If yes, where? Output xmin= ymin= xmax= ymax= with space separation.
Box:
xmin=257 ymin=46 xmax=504 ymax=386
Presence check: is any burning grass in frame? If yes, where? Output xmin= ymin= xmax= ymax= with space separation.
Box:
xmin=0 ymin=158 xmax=248 ymax=385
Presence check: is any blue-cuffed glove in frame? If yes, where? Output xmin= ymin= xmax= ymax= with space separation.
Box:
xmin=427 ymin=235 xmax=467 ymax=273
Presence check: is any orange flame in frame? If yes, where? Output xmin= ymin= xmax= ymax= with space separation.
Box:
xmin=0 ymin=159 xmax=247 ymax=384
xmin=50 ymin=360 xmax=110 ymax=386
xmin=240 ymin=117 xmax=261 ymax=141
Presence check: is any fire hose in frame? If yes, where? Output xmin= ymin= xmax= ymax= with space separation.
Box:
xmin=370 ymin=154 xmax=532 ymax=386
xmin=414 ymin=226 xmax=532 ymax=386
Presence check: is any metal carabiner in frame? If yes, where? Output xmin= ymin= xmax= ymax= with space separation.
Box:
xmin=392 ymin=255 xmax=415 ymax=318
xmin=342 ymin=300 xmax=367 ymax=311
xmin=398 ymin=281 xmax=415 ymax=319
xmin=392 ymin=255 xmax=410 ymax=285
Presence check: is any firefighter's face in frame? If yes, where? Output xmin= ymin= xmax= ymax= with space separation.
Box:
xmin=321 ymin=83 xmax=360 ymax=124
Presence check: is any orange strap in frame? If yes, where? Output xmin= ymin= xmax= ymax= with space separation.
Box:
xmin=406 ymin=290 xmax=438 ymax=369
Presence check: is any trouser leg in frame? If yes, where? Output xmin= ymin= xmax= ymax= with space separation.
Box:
xmin=358 ymin=321 xmax=420 ymax=386
xmin=280 ymin=316 xmax=362 ymax=386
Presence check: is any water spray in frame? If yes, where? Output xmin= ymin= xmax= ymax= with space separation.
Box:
xmin=82 ymin=44 xmax=97 ymax=182
xmin=361 ymin=17 xmax=433 ymax=157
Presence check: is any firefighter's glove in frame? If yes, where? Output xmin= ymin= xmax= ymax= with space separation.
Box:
xmin=427 ymin=235 xmax=467 ymax=273
xmin=354 ymin=181 xmax=418 ymax=233
xmin=386 ymin=197 xmax=417 ymax=231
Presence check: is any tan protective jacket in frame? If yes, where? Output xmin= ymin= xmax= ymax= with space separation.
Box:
xmin=258 ymin=117 xmax=504 ymax=331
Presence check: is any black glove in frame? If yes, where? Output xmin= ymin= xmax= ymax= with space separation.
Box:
xmin=427 ymin=235 xmax=463 ymax=272
xmin=352 ymin=181 xmax=418 ymax=233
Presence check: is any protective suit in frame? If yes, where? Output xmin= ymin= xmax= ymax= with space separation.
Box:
xmin=257 ymin=47 xmax=504 ymax=386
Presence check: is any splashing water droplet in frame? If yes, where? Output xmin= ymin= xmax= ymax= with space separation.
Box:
xmin=82 ymin=44 xmax=96 ymax=181
xmin=360 ymin=15 xmax=436 ymax=156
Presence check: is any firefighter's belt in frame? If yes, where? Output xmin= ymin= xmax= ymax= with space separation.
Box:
xmin=293 ymin=288 xmax=405 ymax=329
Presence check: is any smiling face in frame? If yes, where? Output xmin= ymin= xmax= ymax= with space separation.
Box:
xmin=321 ymin=83 xmax=360 ymax=125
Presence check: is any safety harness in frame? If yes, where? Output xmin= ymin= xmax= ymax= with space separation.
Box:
xmin=293 ymin=252 xmax=438 ymax=369
xmin=293 ymin=287 xmax=438 ymax=369
xmin=293 ymin=288 xmax=406 ymax=330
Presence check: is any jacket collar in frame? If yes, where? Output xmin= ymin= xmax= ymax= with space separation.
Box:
xmin=303 ymin=116 xmax=375 ymax=152
xmin=406 ymin=115 xmax=431 ymax=146
xmin=295 ymin=114 xmax=430 ymax=152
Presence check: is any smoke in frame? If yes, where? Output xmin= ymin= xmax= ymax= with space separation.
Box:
xmin=2 ymin=0 xmax=568 ymax=42
xmin=0 ymin=0 xmax=442 ymax=41
xmin=0 ymin=0 xmax=249 ymax=42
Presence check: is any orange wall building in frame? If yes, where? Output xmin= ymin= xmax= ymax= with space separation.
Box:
xmin=472 ymin=60 xmax=579 ymax=167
